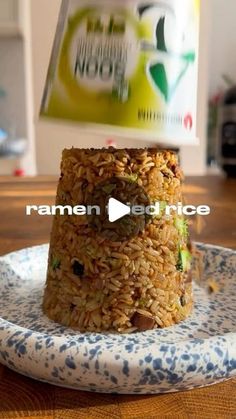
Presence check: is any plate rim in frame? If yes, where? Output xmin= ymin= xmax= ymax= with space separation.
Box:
xmin=0 ymin=241 xmax=235 ymax=346
xmin=1 ymin=242 xmax=236 ymax=393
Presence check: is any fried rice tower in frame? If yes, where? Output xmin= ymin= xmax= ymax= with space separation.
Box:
xmin=43 ymin=148 xmax=192 ymax=332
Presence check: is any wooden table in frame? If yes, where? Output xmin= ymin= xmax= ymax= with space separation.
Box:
xmin=0 ymin=176 xmax=235 ymax=419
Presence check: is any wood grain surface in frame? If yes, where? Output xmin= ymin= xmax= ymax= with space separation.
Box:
xmin=0 ymin=175 xmax=235 ymax=419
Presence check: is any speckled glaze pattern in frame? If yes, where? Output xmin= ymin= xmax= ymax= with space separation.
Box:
xmin=0 ymin=243 xmax=236 ymax=394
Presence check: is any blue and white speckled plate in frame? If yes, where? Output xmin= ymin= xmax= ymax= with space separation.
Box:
xmin=0 ymin=243 xmax=236 ymax=394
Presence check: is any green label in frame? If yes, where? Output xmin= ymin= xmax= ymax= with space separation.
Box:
xmin=41 ymin=0 xmax=200 ymax=145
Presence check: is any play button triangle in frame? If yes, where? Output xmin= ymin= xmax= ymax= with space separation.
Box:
xmin=108 ymin=198 xmax=131 ymax=223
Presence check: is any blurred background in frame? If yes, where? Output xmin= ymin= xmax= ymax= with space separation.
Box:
xmin=0 ymin=0 xmax=235 ymax=177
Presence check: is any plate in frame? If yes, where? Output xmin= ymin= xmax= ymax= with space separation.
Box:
xmin=0 ymin=243 xmax=236 ymax=394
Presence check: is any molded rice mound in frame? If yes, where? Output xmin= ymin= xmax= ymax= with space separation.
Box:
xmin=43 ymin=148 xmax=193 ymax=333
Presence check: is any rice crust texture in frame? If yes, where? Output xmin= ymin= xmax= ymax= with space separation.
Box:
xmin=43 ymin=148 xmax=193 ymax=333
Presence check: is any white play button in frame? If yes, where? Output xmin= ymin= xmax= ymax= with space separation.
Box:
xmin=108 ymin=198 xmax=130 ymax=223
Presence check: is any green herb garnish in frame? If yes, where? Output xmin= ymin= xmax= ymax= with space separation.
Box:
xmin=176 ymin=249 xmax=192 ymax=272
xmin=139 ymin=298 xmax=148 ymax=308
xmin=102 ymin=184 xmax=116 ymax=194
xmin=51 ymin=257 xmax=61 ymax=271
xmin=125 ymin=173 xmax=139 ymax=183
xmin=175 ymin=218 xmax=189 ymax=239
xmin=150 ymin=200 xmax=167 ymax=219
xmin=159 ymin=201 xmax=167 ymax=214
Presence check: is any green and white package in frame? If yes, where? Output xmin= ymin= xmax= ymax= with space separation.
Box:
xmin=41 ymin=0 xmax=200 ymax=145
